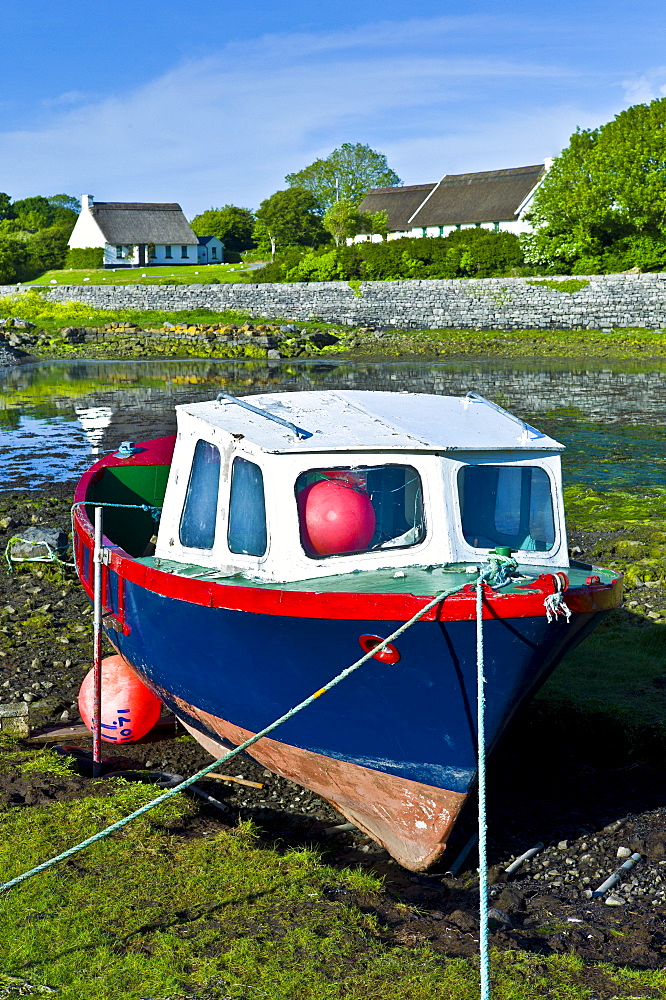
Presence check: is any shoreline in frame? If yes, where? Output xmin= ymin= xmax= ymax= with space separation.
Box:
xmin=2 ymin=323 xmax=666 ymax=366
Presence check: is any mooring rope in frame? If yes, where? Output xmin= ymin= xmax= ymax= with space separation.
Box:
xmin=476 ymin=573 xmax=491 ymax=1000
xmin=0 ymin=582 xmax=468 ymax=894
xmin=1 ymin=554 xmax=502 ymax=996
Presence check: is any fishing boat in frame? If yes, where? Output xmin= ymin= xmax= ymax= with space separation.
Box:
xmin=72 ymin=390 xmax=622 ymax=870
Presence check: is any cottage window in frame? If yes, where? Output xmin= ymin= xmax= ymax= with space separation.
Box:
xmin=493 ymin=222 xmax=500 ymax=232
xmin=165 ymin=246 xmax=172 ymax=259
xmin=115 ymin=246 xmax=124 ymax=259
xmin=179 ymin=440 xmax=221 ymax=550
xmin=228 ymin=458 xmax=267 ymax=557
xmin=181 ymin=245 xmax=189 ymax=259
xmin=149 ymin=245 xmax=156 ymax=259
xmin=211 ymin=246 xmax=217 ymax=259
xmin=296 ymin=465 xmax=424 ymax=558
xmin=458 ymin=465 xmax=555 ymax=552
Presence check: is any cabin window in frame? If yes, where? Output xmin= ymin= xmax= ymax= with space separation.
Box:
xmin=181 ymin=245 xmax=189 ymax=258
xmin=179 ymin=440 xmax=221 ymax=549
xmin=296 ymin=465 xmax=425 ymax=558
xmin=115 ymin=246 xmax=123 ymax=259
xmin=165 ymin=245 xmax=172 ymax=259
xmin=211 ymin=246 xmax=218 ymax=259
xmin=228 ymin=457 xmax=267 ymax=557
xmin=458 ymin=465 xmax=555 ymax=552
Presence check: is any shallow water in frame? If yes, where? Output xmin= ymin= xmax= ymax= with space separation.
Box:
xmin=1 ymin=356 xmax=665 ymax=491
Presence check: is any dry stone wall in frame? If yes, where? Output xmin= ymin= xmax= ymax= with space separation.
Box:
xmin=11 ymin=273 xmax=666 ymax=329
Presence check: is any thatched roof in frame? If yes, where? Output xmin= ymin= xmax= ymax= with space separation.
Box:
xmin=358 ymin=184 xmax=435 ymax=232
xmin=91 ymin=202 xmax=198 ymax=244
xmin=409 ymin=165 xmax=545 ymax=227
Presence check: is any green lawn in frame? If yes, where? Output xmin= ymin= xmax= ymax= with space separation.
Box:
xmin=23 ymin=263 xmax=256 ymax=286
xmin=0 ymin=769 xmax=661 ymax=1000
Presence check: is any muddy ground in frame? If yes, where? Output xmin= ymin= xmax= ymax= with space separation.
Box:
xmin=1 ymin=481 xmax=666 ymax=974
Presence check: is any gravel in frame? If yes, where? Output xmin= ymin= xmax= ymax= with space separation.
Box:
xmin=1 ymin=480 xmax=666 ymax=967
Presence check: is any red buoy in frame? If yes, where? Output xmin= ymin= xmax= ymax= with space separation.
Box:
xmin=299 ymin=475 xmax=376 ymax=555
xmin=78 ymin=655 xmax=162 ymax=743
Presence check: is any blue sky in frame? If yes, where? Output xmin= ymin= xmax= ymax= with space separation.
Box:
xmin=1 ymin=0 xmax=664 ymax=216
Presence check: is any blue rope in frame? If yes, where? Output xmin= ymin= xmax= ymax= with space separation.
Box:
xmin=1 ymin=544 xmax=513 ymax=1000
xmin=476 ymin=575 xmax=490 ymax=1000
xmin=0 ymin=582 xmax=466 ymax=894
xmin=70 ymin=500 xmax=162 ymax=521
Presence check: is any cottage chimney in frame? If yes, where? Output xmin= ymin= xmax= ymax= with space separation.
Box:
xmin=81 ymin=194 xmax=93 ymax=211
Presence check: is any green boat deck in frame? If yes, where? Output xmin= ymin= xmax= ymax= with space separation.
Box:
xmin=132 ymin=556 xmax=615 ymax=595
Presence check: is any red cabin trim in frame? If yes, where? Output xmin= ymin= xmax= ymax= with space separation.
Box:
xmin=73 ymin=435 xmax=622 ymax=623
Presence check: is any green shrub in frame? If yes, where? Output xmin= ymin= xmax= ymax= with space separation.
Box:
xmin=65 ymin=247 xmax=104 ymax=269
xmin=249 ymin=248 xmax=308 ymax=283
xmin=252 ymin=230 xmax=525 ymax=284
xmin=286 ymin=245 xmax=363 ymax=282
xmin=526 ymin=278 xmax=590 ymax=293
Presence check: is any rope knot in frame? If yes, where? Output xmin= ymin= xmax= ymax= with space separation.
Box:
xmin=479 ymin=552 xmax=518 ymax=590
xmin=544 ymin=573 xmax=572 ymax=623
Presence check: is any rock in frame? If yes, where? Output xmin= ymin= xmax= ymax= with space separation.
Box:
xmin=0 ymin=701 xmax=30 ymax=736
xmin=60 ymin=327 xmax=87 ymax=344
xmin=8 ymin=526 xmax=68 ymax=562
xmin=267 ymin=349 xmax=282 ymax=360
xmin=616 ymin=846 xmax=632 ymax=859
xmin=0 ymin=516 xmax=17 ymax=531
xmin=487 ymin=907 xmax=511 ymax=927
xmin=605 ymin=893 xmax=625 ymax=906
xmin=307 ymin=331 xmax=340 ymax=348
xmin=446 ymin=908 xmax=477 ymax=932
xmin=279 ymin=324 xmax=296 ymax=333
xmin=496 ymin=887 xmax=524 ymax=913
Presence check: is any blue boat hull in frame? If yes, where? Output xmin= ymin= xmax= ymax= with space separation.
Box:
xmin=101 ymin=577 xmax=605 ymax=867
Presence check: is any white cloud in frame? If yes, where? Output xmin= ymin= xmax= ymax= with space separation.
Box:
xmin=622 ymin=68 xmax=666 ymax=105
xmin=0 ymin=17 xmax=623 ymax=212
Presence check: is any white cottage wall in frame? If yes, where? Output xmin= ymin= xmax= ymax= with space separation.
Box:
xmin=68 ymin=209 xmax=106 ymax=250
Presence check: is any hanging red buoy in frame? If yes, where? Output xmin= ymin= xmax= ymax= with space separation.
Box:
xmin=299 ymin=476 xmax=376 ymax=555
xmin=78 ymin=655 xmax=162 ymax=743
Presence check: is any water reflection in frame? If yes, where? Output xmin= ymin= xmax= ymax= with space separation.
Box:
xmin=1 ymin=357 xmax=665 ymax=491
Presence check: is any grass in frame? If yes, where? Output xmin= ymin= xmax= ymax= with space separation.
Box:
xmin=22 ymin=264 xmax=253 ymax=286
xmin=534 ymin=486 xmax=666 ymax=739
xmin=1 ymin=482 xmax=666 ymax=996
xmin=0 ymin=772 xmax=662 ymax=1000
xmin=3 ymin=290 xmax=666 ymax=362
xmin=0 ymin=291 xmax=253 ymax=338
xmin=525 ymin=279 xmax=591 ymax=294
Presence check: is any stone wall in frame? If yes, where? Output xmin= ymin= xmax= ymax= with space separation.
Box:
xmin=10 ymin=272 xmax=666 ymax=329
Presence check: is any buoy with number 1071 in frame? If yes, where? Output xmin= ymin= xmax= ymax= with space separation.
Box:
xmin=78 ymin=654 xmax=162 ymax=743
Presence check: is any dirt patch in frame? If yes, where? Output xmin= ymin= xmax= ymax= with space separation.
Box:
xmin=1 ymin=484 xmax=666 ymax=970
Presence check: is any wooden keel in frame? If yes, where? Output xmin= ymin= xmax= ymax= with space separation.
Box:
xmin=176 ymin=700 xmax=467 ymax=871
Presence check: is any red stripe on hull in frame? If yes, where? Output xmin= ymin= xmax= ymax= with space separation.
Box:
xmin=73 ymin=433 xmax=622 ymax=623
xmin=173 ymin=696 xmax=467 ymax=871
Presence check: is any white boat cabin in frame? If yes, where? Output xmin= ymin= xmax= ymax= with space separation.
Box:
xmin=154 ymin=390 xmax=568 ymax=583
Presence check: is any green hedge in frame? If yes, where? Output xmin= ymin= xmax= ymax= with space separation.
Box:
xmin=65 ymin=247 xmax=104 ymax=269
xmin=250 ymin=230 xmax=525 ymax=283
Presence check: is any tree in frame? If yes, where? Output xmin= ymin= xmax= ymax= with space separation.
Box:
xmin=0 ymin=194 xmax=13 ymax=221
xmin=285 ymin=143 xmax=401 ymax=211
xmin=253 ymin=188 xmax=328 ymax=259
xmin=11 ymin=194 xmax=78 ymax=235
xmin=322 ymin=200 xmax=389 ymax=245
xmin=48 ymin=194 xmax=81 ymax=214
xmin=190 ymin=205 xmax=255 ymax=253
xmin=525 ymin=98 xmax=666 ymax=269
